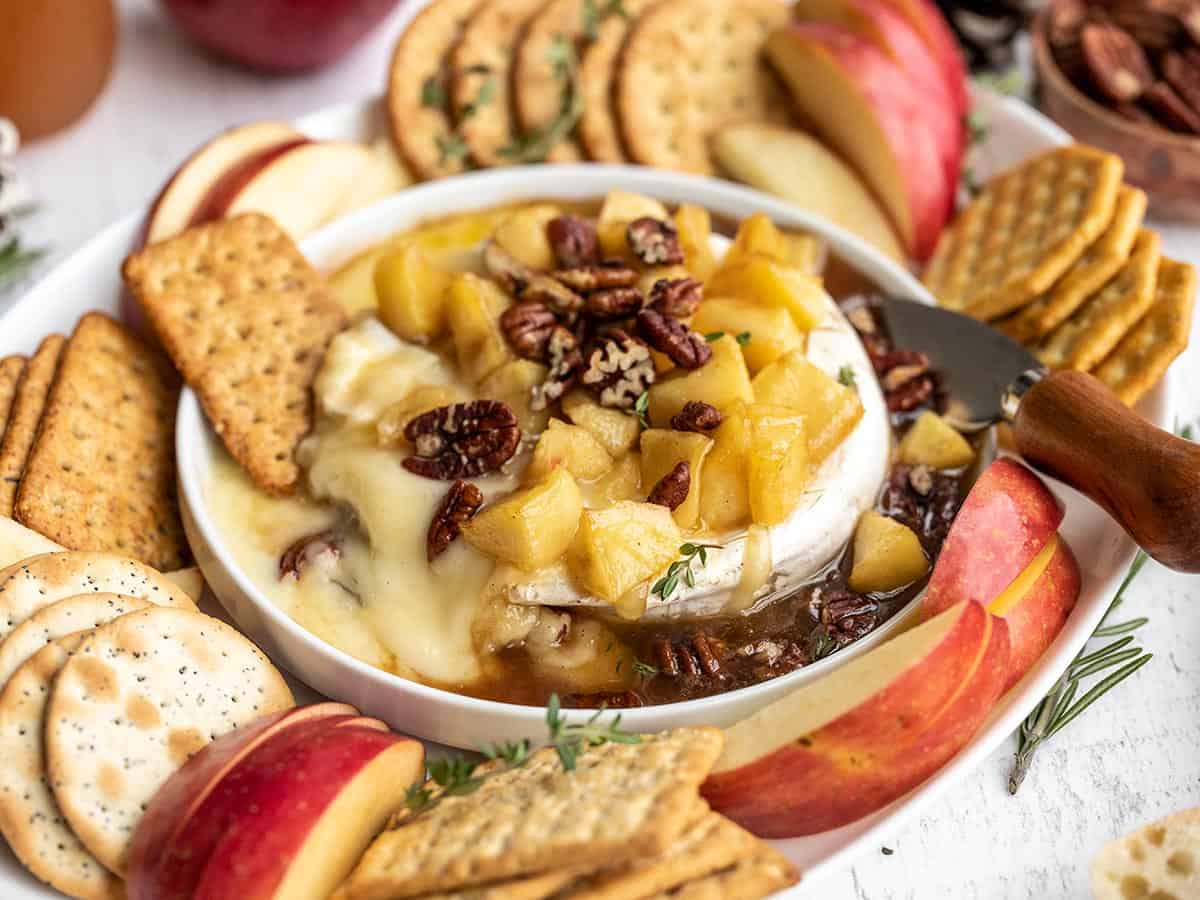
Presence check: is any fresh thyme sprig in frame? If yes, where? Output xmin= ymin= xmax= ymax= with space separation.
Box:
xmin=632 ymin=659 xmax=659 ymax=677
xmin=703 ymin=331 xmax=751 ymax=345
xmin=546 ymin=694 xmax=641 ymax=771
xmin=499 ymin=37 xmax=584 ymax=164
xmin=652 ymin=543 xmax=721 ymax=602
xmin=582 ymin=0 xmax=630 ymax=42
xmin=837 ymin=364 xmax=857 ymax=388
xmin=625 ymin=391 xmax=651 ymax=429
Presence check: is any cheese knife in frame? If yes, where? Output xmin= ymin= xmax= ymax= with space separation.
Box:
xmin=875 ymin=295 xmax=1200 ymax=573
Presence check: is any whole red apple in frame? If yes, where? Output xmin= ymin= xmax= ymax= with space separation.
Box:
xmin=158 ymin=0 xmax=405 ymax=72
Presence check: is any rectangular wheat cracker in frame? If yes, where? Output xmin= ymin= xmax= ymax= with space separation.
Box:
xmin=641 ymin=845 xmax=800 ymax=900
xmin=122 ymin=213 xmax=347 ymax=494
xmin=0 ymin=335 xmax=64 ymax=516
xmin=375 ymin=868 xmax=590 ymax=900
xmin=0 ymin=355 xmax=26 ymax=444
xmin=1093 ymin=258 xmax=1195 ymax=405
xmin=337 ymin=727 xmax=724 ymax=900
xmin=13 ymin=313 xmax=188 ymax=571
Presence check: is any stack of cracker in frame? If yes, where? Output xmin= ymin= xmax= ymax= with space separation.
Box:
xmin=0 ymin=312 xmax=189 ymax=571
xmin=334 ymin=727 xmax=799 ymax=900
xmin=923 ymin=145 xmax=1196 ymax=406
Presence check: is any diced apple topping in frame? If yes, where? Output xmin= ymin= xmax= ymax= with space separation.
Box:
xmin=647 ymin=334 xmax=754 ymax=425
xmin=640 ymin=429 xmax=714 ymax=529
xmin=752 ymin=349 xmax=864 ymax=466
xmin=588 ymin=453 xmax=643 ymax=506
xmin=700 ymin=402 xmax=752 ymax=531
xmin=526 ymin=419 xmax=614 ymax=483
xmin=479 ymin=359 xmax=551 ymax=436
xmin=568 ymin=501 xmax=682 ymax=615
xmin=596 ymin=190 xmax=671 ymax=258
xmin=374 ymin=243 xmax=452 ymax=343
xmin=848 ymin=511 xmax=929 ymax=593
xmin=897 ymin=411 xmax=975 ymax=470
xmin=707 ymin=256 xmax=827 ymax=331
xmin=746 ymin=404 xmax=810 ymax=526
xmin=673 ymin=203 xmax=717 ymax=282
xmin=726 ymin=213 xmax=789 ymax=268
xmin=492 ymin=204 xmax=561 ymax=271
xmin=463 ymin=468 xmax=583 ymax=571
xmin=691 ymin=297 xmax=803 ymax=373
xmin=561 ymin=389 xmax=642 ymax=458
xmin=446 ymin=273 xmax=513 ymax=383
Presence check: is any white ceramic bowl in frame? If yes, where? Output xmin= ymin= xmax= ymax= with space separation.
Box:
xmin=177 ymin=164 xmax=936 ymax=749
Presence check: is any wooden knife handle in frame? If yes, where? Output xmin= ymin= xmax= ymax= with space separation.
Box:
xmin=1012 ymin=370 xmax=1200 ymax=573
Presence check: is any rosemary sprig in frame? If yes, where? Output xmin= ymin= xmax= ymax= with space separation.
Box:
xmin=546 ymin=694 xmax=641 ymax=771
xmin=652 ymin=543 xmax=721 ymax=602
xmin=837 ymin=364 xmax=857 ymax=388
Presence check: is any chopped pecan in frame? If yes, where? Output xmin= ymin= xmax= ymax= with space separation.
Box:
xmin=403 ymin=400 xmax=521 ymax=480
xmin=484 ymin=242 xmax=584 ymax=316
xmin=279 ymin=529 xmax=341 ymax=580
xmin=531 ymin=326 xmax=583 ymax=411
xmin=1162 ymin=49 xmax=1200 ymax=116
xmin=908 ymin=463 xmax=935 ymax=497
xmin=880 ymin=464 xmax=963 ymax=553
xmin=872 ymin=348 xmax=929 ymax=378
xmin=581 ymin=329 xmax=656 ymax=409
xmin=647 ymin=461 xmax=690 ymax=510
xmin=653 ymin=635 xmax=724 ymax=678
xmin=635 ymin=309 xmax=711 ymax=370
xmin=1144 ymin=80 xmax=1200 ymax=134
xmin=587 ymin=287 xmax=645 ymax=320
xmin=546 ymin=214 xmax=601 ymax=268
xmin=427 ymin=480 xmax=483 ymax=562
xmin=648 ymin=277 xmax=703 ymax=318
xmin=670 ymin=401 xmax=722 ymax=433
xmin=1081 ymin=22 xmax=1154 ymax=103
xmin=500 ymin=301 xmax=558 ymax=360
xmin=819 ymin=590 xmax=878 ymax=645
xmin=886 ymin=375 xmax=937 ymax=413
xmin=560 ymin=690 xmax=643 ymax=709
xmin=626 ymin=217 xmax=684 ymax=266
xmin=554 ymin=260 xmax=639 ymax=293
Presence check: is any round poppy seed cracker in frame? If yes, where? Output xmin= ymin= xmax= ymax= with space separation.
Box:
xmin=45 ymin=606 xmax=293 ymax=876
xmin=0 ymin=632 xmax=123 ymax=900
xmin=0 ymin=593 xmax=151 ymax=688
xmin=578 ymin=0 xmax=655 ymax=162
xmin=0 ymin=551 xmax=195 ymax=645
xmin=451 ymin=0 xmax=550 ymax=167
xmin=512 ymin=0 xmax=589 ymax=163
xmin=387 ymin=0 xmax=485 ymax=179
xmin=616 ymin=0 xmax=793 ymax=174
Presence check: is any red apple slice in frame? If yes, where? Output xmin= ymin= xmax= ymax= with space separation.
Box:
xmin=143 ymin=121 xmax=303 ymax=245
xmin=190 ymin=726 xmax=423 ymax=900
xmin=881 ymin=0 xmax=969 ymax=115
xmin=923 ymin=458 xmax=1065 ymax=615
xmin=702 ymin=601 xmax=1004 ymax=836
xmin=765 ymin=23 xmax=953 ymax=260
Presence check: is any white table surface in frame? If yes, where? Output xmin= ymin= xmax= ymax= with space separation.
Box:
xmin=6 ymin=2 xmax=1200 ymax=897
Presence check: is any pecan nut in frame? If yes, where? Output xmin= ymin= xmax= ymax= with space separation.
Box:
xmin=554 ymin=260 xmax=640 ymax=293
xmin=587 ymin=286 xmax=645 ymax=319
xmin=653 ymin=634 xmax=724 ymax=678
xmin=532 ymin=325 xmax=583 ymax=411
xmin=1144 ymin=80 xmax=1200 ymax=134
xmin=546 ymin=214 xmax=601 ymax=268
xmin=886 ymin=375 xmax=937 ymax=413
xmin=670 ymin=400 xmax=722 ymax=433
xmin=484 ymin=242 xmax=584 ymax=316
xmin=1081 ymin=22 xmax=1154 ymax=103
xmin=427 ymin=480 xmax=484 ymax=561
xmin=626 ymin=217 xmax=684 ymax=266
xmin=819 ymin=589 xmax=878 ymax=645
xmin=1162 ymin=49 xmax=1200 ymax=117
xmin=403 ymin=400 xmax=521 ymax=480
xmin=1107 ymin=0 xmax=1186 ymax=50
xmin=647 ymin=461 xmax=691 ymax=510
xmin=635 ymin=308 xmax=712 ymax=370
xmin=500 ymin=301 xmax=558 ymax=360
xmin=279 ymin=529 xmax=341 ymax=580
xmin=581 ymin=329 xmax=656 ymax=409
xmin=648 ymin=277 xmax=703 ymax=318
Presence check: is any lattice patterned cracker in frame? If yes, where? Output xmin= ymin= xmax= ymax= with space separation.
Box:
xmin=578 ymin=0 xmax=655 ymax=163
xmin=999 ymin=184 xmax=1147 ymax=342
xmin=513 ymin=0 xmax=589 ymax=163
xmin=923 ymin=146 xmax=1123 ymax=318
xmin=122 ymin=213 xmax=347 ymax=495
xmin=1038 ymin=228 xmax=1162 ymax=372
xmin=1094 ymin=258 xmax=1196 ymax=405
xmin=0 ymin=335 xmax=64 ymax=517
xmin=337 ymin=727 xmax=724 ymax=900
xmin=616 ymin=0 xmax=792 ymax=174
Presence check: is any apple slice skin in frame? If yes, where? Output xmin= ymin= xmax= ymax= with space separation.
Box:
xmin=187 ymin=137 xmax=312 ymax=229
xmin=190 ymin=726 xmax=423 ymax=900
xmin=923 ymin=459 xmax=1065 ymax=616
xmin=703 ymin=601 xmax=1003 ymax=836
xmin=880 ymin=0 xmax=969 ymax=115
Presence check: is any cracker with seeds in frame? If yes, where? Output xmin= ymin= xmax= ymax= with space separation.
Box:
xmin=1094 ymin=258 xmax=1196 ymax=406
xmin=924 ymin=146 xmax=1123 ymax=317
xmin=0 ymin=592 xmax=151 ymax=688
xmin=13 ymin=313 xmax=187 ymax=570
xmin=0 ymin=354 xmax=26 ymax=442
xmin=513 ymin=0 xmax=592 ymax=163
xmin=616 ymin=0 xmax=792 ymax=174
xmin=122 ymin=213 xmax=348 ymax=495
xmin=1000 ymin=185 xmax=1147 ymax=341
xmin=337 ymin=727 xmax=724 ymax=900
xmin=1038 ymin=228 xmax=1162 ymax=372
xmin=387 ymin=0 xmax=486 ymax=179
xmin=0 ymin=633 xmax=123 ymax=900
xmin=0 ymin=335 xmax=64 ymax=517
xmin=45 ymin=606 xmax=293 ymax=876
xmin=578 ymin=0 xmax=654 ymax=162
xmin=642 ymin=845 xmax=799 ymax=899
xmin=452 ymin=0 xmax=550 ymax=168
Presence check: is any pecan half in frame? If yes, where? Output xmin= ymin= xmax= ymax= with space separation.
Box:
xmin=819 ymin=590 xmax=878 ymax=645
xmin=581 ymin=329 xmax=656 ymax=409
xmin=647 ymin=461 xmax=690 ymax=510
xmin=484 ymin=242 xmax=584 ymax=316
xmin=1144 ymin=80 xmax=1200 ymax=134
xmin=670 ymin=401 xmax=722 ymax=433
xmin=1081 ymin=23 xmax=1154 ymax=103
xmin=886 ymin=375 xmax=937 ymax=413
xmin=427 ymin=480 xmax=483 ymax=562
xmin=279 ymin=529 xmax=341 ymax=580
xmin=653 ymin=634 xmax=724 ymax=678
xmin=532 ymin=325 xmax=583 ymax=411
xmin=635 ymin=308 xmax=711 ymax=370
xmin=587 ymin=286 xmax=645 ymax=319
xmin=554 ymin=260 xmax=639 ymax=293
xmin=403 ymin=400 xmax=521 ymax=480
xmin=1161 ymin=49 xmax=1200 ymax=120
xmin=626 ymin=217 xmax=684 ymax=266
xmin=546 ymin=214 xmax=601 ymax=268
xmin=648 ymin=277 xmax=703 ymax=318
xmin=1107 ymin=0 xmax=1185 ymax=50
xmin=500 ymin=301 xmax=558 ymax=360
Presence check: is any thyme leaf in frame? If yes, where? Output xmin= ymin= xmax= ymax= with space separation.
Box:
xmin=499 ymin=37 xmax=583 ymax=164
xmin=546 ymin=694 xmax=641 ymax=771
xmin=624 ymin=391 xmax=650 ymax=428
xmin=735 ymin=331 xmax=752 ymax=346
xmin=837 ymin=364 xmax=857 ymax=388
xmin=651 ymin=543 xmax=721 ymax=602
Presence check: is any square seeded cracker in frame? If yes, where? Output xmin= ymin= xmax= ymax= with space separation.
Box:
xmin=337 ymin=727 xmax=724 ymax=900
xmin=122 ymin=213 xmax=347 ymax=494
xmin=0 ymin=335 xmax=65 ymax=517
xmin=13 ymin=313 xmax=188 ymax=572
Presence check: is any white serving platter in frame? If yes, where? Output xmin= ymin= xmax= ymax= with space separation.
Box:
xmin=0 ymin=86 xmax=1172 ymax=898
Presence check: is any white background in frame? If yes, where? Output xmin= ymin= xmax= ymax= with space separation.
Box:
xmin=6 ymin=2 xmax=1200 ymax=897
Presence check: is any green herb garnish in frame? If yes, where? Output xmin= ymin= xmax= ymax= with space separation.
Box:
xmin=546 ymin=694 xmax=641 ymax=771
xmin=625 ymin=391 xmax=651 ymax=428
xmin=499 ymin=37 xmax=584 ymax=164
xmin=704 ymin=331 xmax=724 ymax=342
xmin=806 ymin=624 xmax=838 ymax=662
xmin=652 ymin=543 xmax=720 ymax=602
xmin=632 ymin=660 xmax=658 ymax=676
xmin=0 ymin=234 xmax=44 ymax=292
xmin=421 ymin=74 xmax=447 ymax=110
xmin=436 ymin=133 xmax=471 ymax=166
xmin=735 ymin=331 xmax=752 ymax=346
xmin=837 ymin=364 xmax=857 ymax=388
xmin=582 ymin=0 xmax=630 ymax=41
xmin=966 ymin=109 xmax=989 ymax=146
xmin=459 ymin=75 xmax=496 ymax=120
xmin=479 ymin=739 xmax=532 ymax=767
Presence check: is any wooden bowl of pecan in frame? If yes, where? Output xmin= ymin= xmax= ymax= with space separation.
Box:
xmin=1033 ymin=0 xmax=1200 ymax=221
